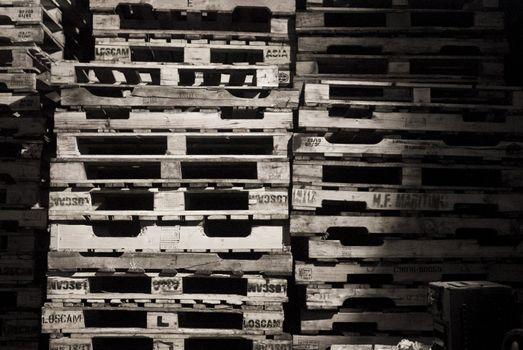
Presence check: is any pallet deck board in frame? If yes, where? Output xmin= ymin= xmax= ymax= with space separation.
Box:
xmin=293 ymin=335 xmax=432 ymax=350
xmin=50 ymin=222 xmax=286 ymax=252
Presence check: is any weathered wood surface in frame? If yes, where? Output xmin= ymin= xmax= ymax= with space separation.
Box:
xmin=0 ymin=209 xmax=47 ymax=228
xmin=0 ymin=93 xmax=40 ymax=110
xmin=1 ymin=160 xmax=41 ymax=181
xmin=0 ymin=183 xmax=41 ymax=208
xmin=293 ymin=335 xmax=432 ymax=350
xmin=0 ymin=287 xmax=41 ymax=308
xmin=304 ymin=0 xmax=499 ymax=10
xmin=0 ymin=26 xmax=44 ymax=44
xmin=0 ymin=117 xmax=46 ymax=137
xmin=0 ymin=7 xmax=42 ymax=24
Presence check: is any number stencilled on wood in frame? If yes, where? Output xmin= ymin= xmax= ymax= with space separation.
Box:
xmin=147 ymin=313 xmax=178 ymax=328
xmin=303 ymin=137 xmax=322 ymax=147
xmin=95 ymin=45 xmax=131 ymax=61
xmin=247 ymin=279 xmax=287 ymax=296
xmin=393 ymin=265 xmax=443 ymax=273
xmin=249 ymin=193 xmax=288 ymax=204
xmin=254 ymin=341 xmax=292 ymax=350
xmin=50 ymin=340 xmax=92 ymax=350
xmin=17 ymin=9 xmax=35 ymax=19
xmin=17 ymin=31 xmax=33 ymax=40
xmin=41 ymin=310 xmax=85 ymax=329
xmin=243 ymin=314 xmax=283 ymax=330
xmin=158 ymin=226 xmax=181 ymax=250
xmin=297 ymin=267 xmax=313 ymax=280
xmin=371 ymin=193 xmax=448 ymax=210
xmin=293 ymin=189 xmax=316 ymax=204
xmin=151 ymin=277 xmax=182 ymax=294
xmin=49 ymin=194 xmax=91 ymax=208
xmin=47 ymin=278 xmax=89 ymax=294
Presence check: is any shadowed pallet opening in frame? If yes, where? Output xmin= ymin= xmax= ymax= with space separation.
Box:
xmin=91 ymin=222 xmax=142 ymax=237
xmin=183 ymin=277 xmax=247 ymax=295
xmin=77 ymin=137 xmax=168 ymax=155
xmin=85 ymin=163 xmax=161 ymax=179
xmin=322 ymin=166 xmax=401 ymax=185
xmin=186 ymin=338 xmax=252 ymax=350
xmin=92 ymin=337 xmax=151 ymax=350
xmin=342 ymin=297 xmax=397 ymax=310
xmin=181 ymin=163 xmax=258 ymax=179
xmin=203 ymin=220 xmax=253 ymax=237
xmin=0 ymin=292 xmax=17 ymax=307
xmin=178 ymin=312 xmax=243 ymax=329
xmin=90 ymin=276 xmax=150 ymax=293
xmin=186 ymin=137 xmax=275 ymax=155
xmin=91 ymin=193 xmax=154 ymax=210
xmin=185 ymin=192 xmax=249 ymax=210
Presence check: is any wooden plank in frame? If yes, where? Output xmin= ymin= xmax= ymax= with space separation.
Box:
xmin=50 ymin=159 xmax=290 ymax=187
xmin=294 ymin=261 xmax=523 ymax=284
xmin=0 ymin=7 xmax=42 ymax=24
xmin=308 ymin=239 xmax=523 ymax=259
xmin=60 ymin=87 xmax=300 ymax=108
xmin=94 ymin=39 xmax=292 ymax=66
xmin=304 ymin=82 xmax=523 ymax=110
xmin=0 ymin=45 xmax=54 ymax=72
xmin=0 ymin=311 xmax=39 ymax=340
xmin=47 ymin=272 xmax=288 ymax=304
xmin=298 ymin=36 xmax=509 ymax=55
xmin=0 ymin=73 xmax=36 ymax=91
xmin=304 ymin=0 xmax=499 ymax=10
xmin=90 ymin=0 xmax=296 ymax=14
xmin=290 ymin=215 xmax=522 ymax=237
xmin=1 ymin=160 xmax=41 ymax=182
xmin=0 ymin=25 xmax=44 ymax=44
xmin=50 ymin=222 xmax=286 ymax=252
xmin=292 ymin=188 xmax=523 ymax=212
xmin=0 ymin=0 xmax=40 ymax=5
xmin=293 ymin=335 xmax=432 ymax=350
xmin=293 ymin=134 xmax=523 ymax=160
xmin=0 ymin=209 xmax=47 ymax=228
xmin=298 ymin=109 xmax=521 ymax=133
xmin=50 ymin=335 xmax=292 ymax=350
xmin=0 ymin=287 xmax=41 ymax=308
xmin=0 ymin=93 xmax=40 ymax=111
xmin=0 ymin=231 xmax=36 ymax=252
xmin=0 ymin=117 xmax=46 ymax=137
xmin=0 ymin=183 xmax=41 ymax=208
xmin=49 ymin=188 xmax=289 ymax=220
xmin=50 ymin=61 xmax=281 ymax=88
xmin=0 ymin=256 xmax=34 ymax=284
xmin=305 ymin=285 xmax=428 ymax=309
xmin=55 ymin=132 xmax=290 ymax=159
xmin=293 ymin=160 xmax=523 ymax=190
xmin=41 ymin=306 xmax=285 ymax=335
xmin=48 ymin=251 xmax=293 ymax=275
xmin=54 ymin=110 xmax=293 ymax=132
xmin=300 ymin=310 xmax=432 ymax=333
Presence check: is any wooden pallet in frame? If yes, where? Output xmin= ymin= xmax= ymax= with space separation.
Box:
xmin=297 ymin=108 xmax=521 ymax=133
xmin=1 ymin=341 xmax=39 ymax=350
xmin=0 ymin=209 xmax=47 ymax=228
xmin=0 ymin=255 xmax=34 ymax=284
xmin=92 ymin=14 xmax=290 ymax=42
xmin=0 ymin=117 xmax=46 ymax=138
xmin=298 ymin=36 xmax=508 ymax=55
xmin=0 ymin=287 xmax=41 ymax=309
xmin=0 ymin=183 xmax=41 ymax=208
xmin=0 ymin=45 xmax=54 ymax=72
xmin=0 ymin=311 xmax=39 ymax=340
xmin=0 ymin=72 xmax=36 ymax=91
xmin=305 ymin=285 xmax=428 ymax=309
xmin=50 ymin=222 xmax=287 ymax=252
xmin=296 ymin=54 xmax=504 ymax=83
xmin=49 ymin=334 xmax=292 ymax=350
xmin=50 ymin=159 xmax=290 ymax=187
xmin=55 ymin=132 xmax=290 ymax=159
xmin=49 ymin=187 xmax=289 ymax=220
xmin=294 ymin=261 xmax=523 ymax=284
xmin=60 ymin=86 xmax=300 ymax=108
xmin=290 ymin=215 xmax=523 ymax=237
xmin=293 ymin=335 xmax=432 ymax=350
xmin=296 ymin=10 xmax=504 ymax=33
xmin=300 ymin=310 xmax=432 ymax=333
xmin=1 ymin=160 xmax=41 ymax=182
xmin=304 ymin=0 xmax=500 ymax=10
xmin=0 ymin=25 xmax=44 ymax=44
xmin=47 ymin=272 xmax=287 ymax=305
xmin=0 ymin=231 xmax=39 ymax=253
xmin=308 ymin=238 xmax=523 ymax=260
xmin=292 ymin=188 xmax=523 ymax=213
xmin=90 ymin=0 xmax=296 ymax=14
xmin=54 ymin=109 xmax=293 ymax=132
xmin=41 ymin=306 xmax=285 ymax=335
xmin=0 ymin=93 xmax=40 ymax=111
xmin=48 ymin=251 xmax=293 ymax=275
xmin=292 ymin=134 xmax=523 ymax=161
xmin=50 ymin=61 xmax=283 ymax=88
xmin=304 ymin=81 xmax=523 ymax=110
xmin=94 ymin=38 xmax=292 ymax=67
xmin=293 ymin=161 xmax=523 ymax=191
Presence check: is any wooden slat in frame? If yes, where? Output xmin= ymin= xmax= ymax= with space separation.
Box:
xmin=0 ymin=287 xmax=41 ymax=308
xmin=0 ymin=209 xmax=47 ymax=228
xmin=0 ymin=117 xmax=46 ymax=137
xmin=0 ymin=93 xmax=40 ymax=110
xmin=1 ymin=160 xmax=41 ymax=182
xmin=0 ymin=7 xmax=42 ymax=24
xmin=304 ymin=0 xmax=499 ymax=10
xmin=0 ymin=26 xmax=44 ymax=44
xmin=293 ymin=335 xmax=432 ymax=350
xmin=0 ymin=183 xmax=41 ymax=208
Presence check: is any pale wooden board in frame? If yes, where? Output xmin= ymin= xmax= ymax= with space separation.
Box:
xmin=304 ymin=0 xmax=499 ymax=10
xmin=0 ymin=73 xmax=36 ymax=90
xmin=41 ymin=306 xmax=284 ymax=334
xmin=294 ymin=261 xmax=523 ymax=284
xmin=301 ymin=310 xmax=432 ymax=332
xmin=50 ymin=61 xmax=280 ymax=88
xmin=54 ymin=110 xmax=293 ymax=131
xmin=47 ymin=272 xmax=288 ymax=304
xmin=0 ymin=7 xmax=42 ymax=24
xmin=48 ymin=251 xmax=293 ymax=275
xmin=308 ymin=239 xmax=523 ymax=259
xmin=50 ymin=222 xmax=286 ymax=252
xmin=90 ymin=0 xmax=296 ymax=14
xmin=290 ymin=215 xmax=522 ymax=237
xmin=60 ymin=87 xmax=300 ymax=108
xmin=0 ymin=93 xmax=40 ymax=110
xmin=293 ymin=335 xmax=432 ymax=350
xmin=298 ymin=109 xmax=521 ymax=133
xmin=0 ymin=25 xmax=44 ymax=44
xmin=292 ymin=188 xmax=523 ymax=212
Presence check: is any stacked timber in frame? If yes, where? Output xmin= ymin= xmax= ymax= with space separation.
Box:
xmin=43 ymin=1 xmax=299 ymax=349
xmin=292 ymin=0 xmax=523 ymax=348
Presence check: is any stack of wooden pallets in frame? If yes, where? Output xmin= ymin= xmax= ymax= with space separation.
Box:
xmin=292 ymin=0 xmax=523 ymax=348
xmin=43 ymin=1 xmax=299 ymax=349
xmin=0 ymin=0 xmax=69 ymax=348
